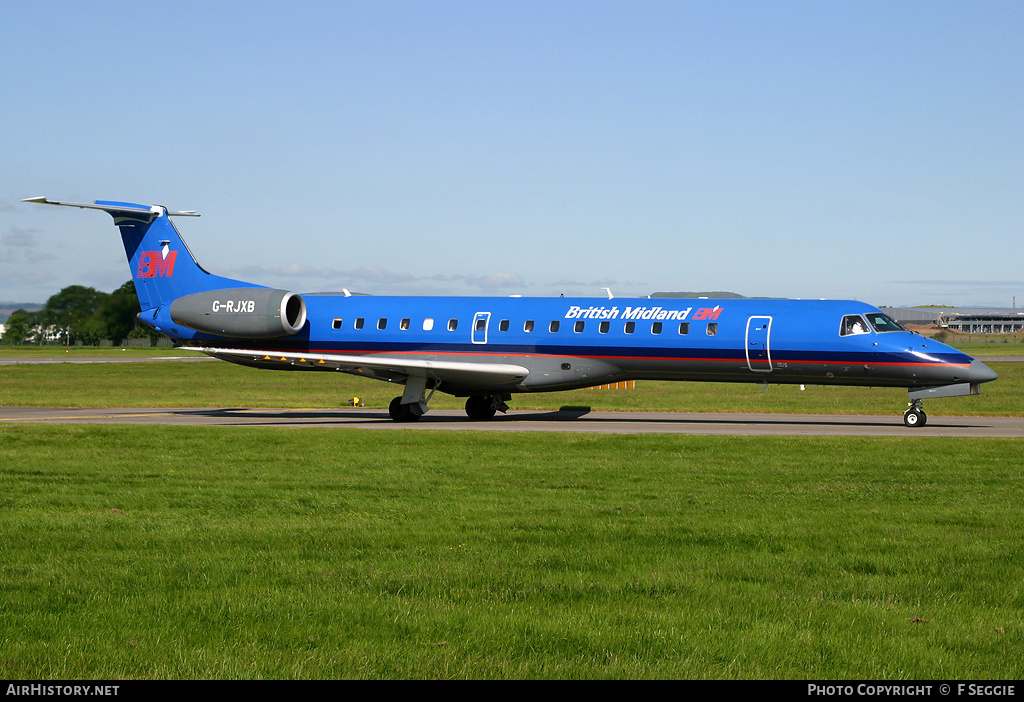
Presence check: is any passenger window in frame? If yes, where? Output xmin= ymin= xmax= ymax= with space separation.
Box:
xmin=476 ymin=318 xmax=487 ymax=331
xmin=332 ymin=318 xmax=342 ymax=330
xmin=448 ymin=319 xmax=458 ymax=331
xmin=549 ymin=320 xmax=560 ymax=333
xmin=400 ymin=318 xmax=410 ymax=330
xmin=499 ymin=319 xmax=509 ymax=332
xmin=524 ymin=320 xmax=535 ymax=332
xmin=625 ymin=321 xmax=635 ymax=334
xmin=354 ymin=317 xmax=364 ymax=330
xmin=574 ymin=321 xmax=585 ymax=333
xmin=678 ymin=322 xmax=689 ymax=335
xmin=841 ymin=315 xmax=870 ymax=336
xmin=599 ymin=321 xmax=610 ymax=333
xmin=377 ymin=318 xmax=387 ymax=330
xmin=652 ymin=322 xmax=663 ymax=335
xmin=423 ymin=318 xmax=434 ymax=331
xmin=706 ymin=322 xmax=717 ymax=336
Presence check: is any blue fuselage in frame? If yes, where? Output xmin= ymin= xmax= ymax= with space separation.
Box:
xmin=177 ymin=294 xmax=988 ymax=396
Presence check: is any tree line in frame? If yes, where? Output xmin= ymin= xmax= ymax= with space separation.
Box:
xmin=1 ymin=282 xmax=161 ymax=345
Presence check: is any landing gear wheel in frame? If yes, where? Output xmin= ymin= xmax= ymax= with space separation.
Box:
xmin=465 ymin=395 xmax=497 ymax=420
xmin=903 ymin=408 xmax=927 ymax=428
xmin=389 ymin=396 xmax=421 ymax=422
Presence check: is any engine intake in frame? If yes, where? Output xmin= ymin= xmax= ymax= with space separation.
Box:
xmin=170 ymin=288 xmax=307 ymax=338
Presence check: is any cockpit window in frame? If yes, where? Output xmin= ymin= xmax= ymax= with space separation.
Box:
xmin=864 ymin=312 xmax=905 ymax=333
xmin=840 ymin=315 xmax=870 ymax=336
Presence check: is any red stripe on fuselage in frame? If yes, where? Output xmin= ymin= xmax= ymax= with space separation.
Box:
xmin=298 ymin=347 xmax=968 ymax=370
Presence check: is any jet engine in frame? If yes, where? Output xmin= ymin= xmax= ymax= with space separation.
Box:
xmin=169 ymin=288 xmax=307 ymax=338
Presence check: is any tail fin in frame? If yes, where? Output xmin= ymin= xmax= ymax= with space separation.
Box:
xmin=22 ymin=197 xmax=259 ymax=310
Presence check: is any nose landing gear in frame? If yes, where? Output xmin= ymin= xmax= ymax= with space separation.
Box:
xmin=903 ymin=399 xmax=927 ymax=428
xmin=904 ymin=381 xmax=982 ymax=428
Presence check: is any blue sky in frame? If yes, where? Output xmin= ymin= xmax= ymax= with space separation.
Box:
xmin=2 ymin=0 xmax=1022 ymax=307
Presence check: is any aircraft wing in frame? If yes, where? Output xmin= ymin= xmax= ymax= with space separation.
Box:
xmin=195 ymin=347 xmax=530 ymax=388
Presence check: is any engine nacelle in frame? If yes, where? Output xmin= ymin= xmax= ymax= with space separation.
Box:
xmin=169 ymin=288 xmax=307 ymax=338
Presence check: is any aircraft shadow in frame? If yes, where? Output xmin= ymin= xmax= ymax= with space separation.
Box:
xmin=171 ymin=407 xmax=593 ymax=425
xmin=166 ymin=407 xmax=990 ymax=429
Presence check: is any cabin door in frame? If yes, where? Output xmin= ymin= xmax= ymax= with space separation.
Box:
xmin=745 ymin=316 xmax=773 ymax=372
xmin=472 ymin=312 xmax=491 ymax=344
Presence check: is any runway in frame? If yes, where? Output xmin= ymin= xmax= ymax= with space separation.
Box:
xmin=0 ymin=355 xmax=215 ymax=365
xmin=1 ymin=406 xmax=1021 ymax=437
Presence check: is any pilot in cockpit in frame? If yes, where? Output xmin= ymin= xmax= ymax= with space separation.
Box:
xmin=843 ymin=315 xmax=869 ymax=335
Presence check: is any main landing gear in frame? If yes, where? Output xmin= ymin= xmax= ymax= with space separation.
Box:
xmin=387 ymin=379 xmax=511 ymax=422
xmin=465 ymin=394 xmax=509 ymax=420
xmin=388 ymin=375 xmax=433 ymax=422
xmin=903 ymin=399 xmax=927 ymax=428
xmin=388 ymin=396 xmax=424 ymax=422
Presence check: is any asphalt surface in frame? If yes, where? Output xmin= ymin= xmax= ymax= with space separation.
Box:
xmin=1 ymin=406 xmax=1022 ymax=437
xmin=0 ymin=355 xmax=215 ymax=365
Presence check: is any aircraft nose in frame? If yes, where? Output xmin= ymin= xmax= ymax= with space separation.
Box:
xmin=969 ymin=359 xmax=998 ymax=385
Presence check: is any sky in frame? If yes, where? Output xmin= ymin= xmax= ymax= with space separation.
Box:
xmin=2 ymin=0 xmax=1022 ymax=308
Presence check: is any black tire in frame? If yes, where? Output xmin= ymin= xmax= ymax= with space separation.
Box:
xmin=389 ymin=397 xmax=421 ymax=422
xmin=903 ymin=409 xmax=927 ymax=428
xmin=465 ymin=395 xmax=497 ymax=420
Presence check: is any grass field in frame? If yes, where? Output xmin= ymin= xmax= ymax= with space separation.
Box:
xmin=1 ymin=426 xmax=1021 ymax=679
xmin=1 ymin=348 xmax=1022 ymax=679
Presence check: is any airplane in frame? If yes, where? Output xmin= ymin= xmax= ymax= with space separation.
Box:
xmin=23 ymin=196 xmax=998 ymax=427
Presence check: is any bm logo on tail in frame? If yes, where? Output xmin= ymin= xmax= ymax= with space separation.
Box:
xmin=137 ymin=249 xmax=177 ymax=278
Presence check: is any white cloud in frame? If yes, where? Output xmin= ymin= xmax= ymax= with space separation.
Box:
xmin=228 ymin=263 xmax=529 ymax=295
xmin=2 ymin=226 xmax=39 ymax=248
xmin=24 ymin=250 xmax=57 ymax=262
xmin=0 ymin=267 xmax=54 ymax=286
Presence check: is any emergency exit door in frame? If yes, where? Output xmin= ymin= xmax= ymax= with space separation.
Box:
xmin=472 ymin=312 xmax=491 ymax=344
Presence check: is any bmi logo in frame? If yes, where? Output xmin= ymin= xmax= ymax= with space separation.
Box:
xmin=137 ymin=243 xmax=177 ymax=278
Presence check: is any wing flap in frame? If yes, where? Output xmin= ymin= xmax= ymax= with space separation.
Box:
xmin=195 ymin=347 xmax=530 ymax=387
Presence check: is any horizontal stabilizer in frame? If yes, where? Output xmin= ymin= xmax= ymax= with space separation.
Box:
xmin=22 ymin=197 xmax=199 ymax=218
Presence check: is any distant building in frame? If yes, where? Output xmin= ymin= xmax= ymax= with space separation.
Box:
xmin=882 ymin=307 xmax=1024 ymax=334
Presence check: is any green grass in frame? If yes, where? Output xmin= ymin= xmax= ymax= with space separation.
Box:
xmin=1 ymin=426 xmax=1021 ymax=679
xmin=1 ymin=357 xmax=1020 ymax=416
xmin=1 ymin=350 xmax=1021 ymax=678
xmin=943 ymin=335 xmax=1024 ymax=354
